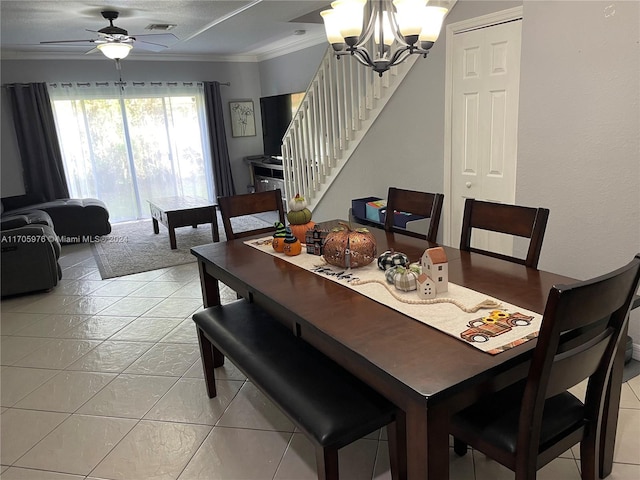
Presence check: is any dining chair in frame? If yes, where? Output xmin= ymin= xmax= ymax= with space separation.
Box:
xmin=450 ymin=254 xmax=640 ymax=480
xmin=459 ymin=198 xmax=549 ymax=268
xmin=384 ymin=187 xmax=444 ymax=243
xmin=217 ymin=189 xmax=286 ymax=240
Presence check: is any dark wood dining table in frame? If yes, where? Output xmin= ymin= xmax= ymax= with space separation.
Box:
xmin=191 ymin=220 xmax=626 ymax=479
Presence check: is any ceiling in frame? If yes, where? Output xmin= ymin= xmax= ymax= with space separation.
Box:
xmin=0 ymin=0 xmax=332 ymax=62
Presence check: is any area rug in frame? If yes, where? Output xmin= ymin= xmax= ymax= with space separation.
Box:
xmin=91 ymin=213 xmax=273 ymax=279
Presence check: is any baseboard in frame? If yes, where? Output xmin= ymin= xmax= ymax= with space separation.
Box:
xmin=633 ymin=342 xmax=640 ymax=361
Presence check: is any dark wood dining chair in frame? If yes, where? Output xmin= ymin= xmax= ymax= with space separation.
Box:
xmin=459 ymin=198 xmax=549 ymax=268
xmin=217 ymin=189 xmax=286 ymax=240
xmin=384 ymin=187 xmax=444 ymax=243
xmin=451 ymin=254 xmax=640 ymax=480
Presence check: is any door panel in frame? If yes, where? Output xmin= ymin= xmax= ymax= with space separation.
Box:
xmin=450 ymin=19 xmax=522 ymax=254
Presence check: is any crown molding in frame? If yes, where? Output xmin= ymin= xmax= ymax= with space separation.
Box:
xmin=1 ymin=33 xmax=325 ymax=63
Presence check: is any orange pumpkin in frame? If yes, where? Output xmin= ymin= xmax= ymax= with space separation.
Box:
xmin=284 ymin=239 xmax=302 ymax=256
xmin=289 ymin=221 xmax=315 ymax=243
xmin=272 ymin=236 xmax=285 ymax=252
xmin=323 ymin=222 xmax=377 ymax=268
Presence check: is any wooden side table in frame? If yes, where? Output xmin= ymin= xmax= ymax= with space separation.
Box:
xmin=148 ymin=196 xmax=219 ymax=249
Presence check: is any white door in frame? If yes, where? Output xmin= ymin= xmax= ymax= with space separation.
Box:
xmin=448 ymin=16 xmax=522 ymax=254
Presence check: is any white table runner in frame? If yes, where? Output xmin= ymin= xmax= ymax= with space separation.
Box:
xmin=245 ymin=237 xmax=542 ymax=354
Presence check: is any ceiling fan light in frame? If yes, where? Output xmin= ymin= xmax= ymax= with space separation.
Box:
xmin=97 ymin=42 xmax=132 ymax=60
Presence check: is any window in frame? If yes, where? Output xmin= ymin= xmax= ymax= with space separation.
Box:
xmin=49 ymin=82 xmax=214 ymax=223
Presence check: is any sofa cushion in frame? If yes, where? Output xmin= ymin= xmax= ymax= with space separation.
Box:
xmin=4 ymin=198 xmax=111 ymax=238
xmin=1 ymin=210 xmax=54 ymax=230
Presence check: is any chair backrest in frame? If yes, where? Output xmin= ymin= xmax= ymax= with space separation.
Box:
xmin=517 ymin=254 xmax=640 ymax=468
xmin=384 ymin=188 xmax=444 ymax=243
xmin=459 ymin=198 xmax=549 ymax=268
xmin=217 ymin=189 xmax=286 ymax=240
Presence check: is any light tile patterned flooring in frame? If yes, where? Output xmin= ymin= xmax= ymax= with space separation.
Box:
xmin=1 ymin=243 xmax=639 ymax=479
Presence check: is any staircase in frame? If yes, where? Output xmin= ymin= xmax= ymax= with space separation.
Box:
xmin=281 ymin=46 xmax=418 ymax=208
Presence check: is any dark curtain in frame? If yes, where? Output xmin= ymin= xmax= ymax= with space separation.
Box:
xmin=4 ymin=82 xmax=69 ymax=203
xmin=203 ymin=81 xmax=236 ymax=197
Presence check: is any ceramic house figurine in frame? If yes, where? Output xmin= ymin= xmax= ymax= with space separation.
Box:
xmin=417 ymin=273 xmax=437 ymax=299
xmin=305 ymin=225 xmax=328 ymax=255
xmin=421 ymin=246 xmax=448 ymax=293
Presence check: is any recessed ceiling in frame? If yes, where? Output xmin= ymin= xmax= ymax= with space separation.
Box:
xmin=0 ymin=0 xmax=331 ymax=61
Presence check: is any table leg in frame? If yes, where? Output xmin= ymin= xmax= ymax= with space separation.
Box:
xmin=405 ymin=400 xmax=449 ymax=480
xmin=168 ymin=225 xmax=177 ymax=249
xmin=152 ymin=218 xmax=159 ymax=234
xmin=211 ymin=206 xmax=220 ymax=243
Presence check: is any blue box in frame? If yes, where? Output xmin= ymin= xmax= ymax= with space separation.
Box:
xmin=351 ymin=197 xmax=383 ymax=221
xmin=365 ymin=200 xmax=387 ymax=223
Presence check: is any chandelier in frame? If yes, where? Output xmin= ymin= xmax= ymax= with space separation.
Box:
xmin=321 ymin=0 xmax=448 ymax=76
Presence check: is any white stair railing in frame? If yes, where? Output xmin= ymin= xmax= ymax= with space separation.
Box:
xmin=282 ymin=45 xmax=417 ymax=208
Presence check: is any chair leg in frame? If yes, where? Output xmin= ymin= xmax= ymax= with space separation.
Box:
xmin=386 ymin=412 xmax=407 ymax=480
xmin=315 ymin=446 xmax=339 ymax=480
xmin=453 ymin=437 xmax=468 ymax=456
xmin=579 ymin=434 xmax=599 ymax=480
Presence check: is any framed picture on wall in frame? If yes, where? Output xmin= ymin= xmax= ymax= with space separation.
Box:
xmin=229 ymin=100 xmax=256 ymax=137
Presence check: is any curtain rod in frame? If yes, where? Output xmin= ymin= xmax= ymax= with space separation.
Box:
xmin=46 ymin=81 xmax=231 ymax=88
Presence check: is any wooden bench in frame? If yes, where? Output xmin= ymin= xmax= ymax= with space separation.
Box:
xmin=193 ymin=300 xmax=406 ymax=480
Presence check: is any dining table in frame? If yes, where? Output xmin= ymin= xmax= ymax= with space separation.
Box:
xmin=190 ymin=220 xmax=626 ymax=480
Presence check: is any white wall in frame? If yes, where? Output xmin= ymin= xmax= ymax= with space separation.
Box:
xmin=515 ymin=1 xmax=640 ymax=346
xmin=258 ymin=43 xmax=327 ymax=97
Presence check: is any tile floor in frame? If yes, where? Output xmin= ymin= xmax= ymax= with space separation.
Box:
xmin=1 ymin=243 xmax=639 ymax=480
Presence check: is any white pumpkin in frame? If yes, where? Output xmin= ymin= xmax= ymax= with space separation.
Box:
xmin=392 ymin=266 xmax=421 ymax=292
xmin=288 ymin=193 xmax=307 ymax=212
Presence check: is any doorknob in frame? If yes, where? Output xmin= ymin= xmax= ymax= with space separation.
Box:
xmin=465 ymin=182 xmax=472 ymax=188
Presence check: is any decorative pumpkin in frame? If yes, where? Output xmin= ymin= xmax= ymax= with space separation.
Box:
xmin=287 ymin=208 xmax=312 ymax=225
xmin=377 ymin=249 xmax=410 ymax=271
xmin=392 ymin=266 xmax=421 ymax=292
xmin=322 ymin=222 xmax=377 ymax=268
xmin=283 ymin=226 xmax=302 ymax=256
xmin=272 ymin=222 xmax=287 ymax=253
xmin=288 ymin=193 xmax=308 ymax=211
xmin=289 ymin=221 xmax=315 ymax=244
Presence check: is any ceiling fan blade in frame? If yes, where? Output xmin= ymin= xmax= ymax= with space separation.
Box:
xmin=85 ymin=47 xmax=99 ymax=55
xmin=131 ymin=39 xmax=170 ymax=52
xmin=131 ymin=33 xmax=178 ymax=43
xmin=40 ymin=39 xmax=97 ymax=45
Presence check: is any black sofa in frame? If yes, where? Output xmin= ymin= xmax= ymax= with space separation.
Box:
xmin=3 ymin=198 xmax=111 ymax=239
xmin=1 ymin=197 xmax=111 ymax=296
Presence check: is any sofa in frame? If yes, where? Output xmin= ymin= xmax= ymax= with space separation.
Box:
xmin=3 ymin=198 xmax=111 ymax=239
xmin=1 ymin=197 xmax=111 ymax=297
xmin=1 ymin=209 xmax=62 ymax=297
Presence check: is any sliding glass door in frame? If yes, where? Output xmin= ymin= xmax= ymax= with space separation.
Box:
xmin=50 ymin=83 xmax=214 ymax=223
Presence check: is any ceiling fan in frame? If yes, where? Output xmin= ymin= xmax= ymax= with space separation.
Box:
xmin=40 ymin=10 xmax=178 ymax=60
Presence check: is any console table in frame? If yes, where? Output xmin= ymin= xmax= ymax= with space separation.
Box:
xmin=246 ymin=158 xmax=285 ymax=193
